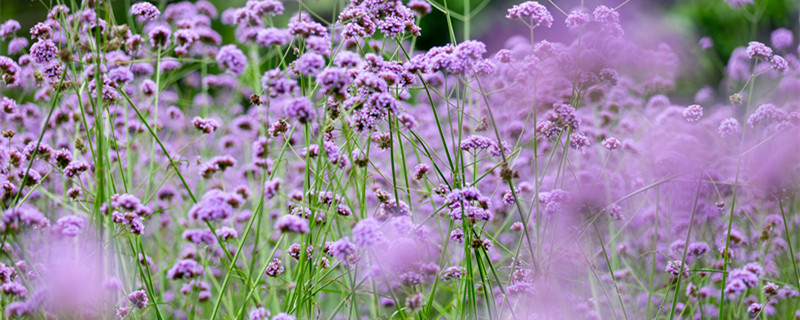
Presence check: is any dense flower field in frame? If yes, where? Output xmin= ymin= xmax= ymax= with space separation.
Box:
xmin=1 ymin=0 xmax=799 ymax=319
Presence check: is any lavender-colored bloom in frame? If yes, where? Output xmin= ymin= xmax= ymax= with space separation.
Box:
xmin=256 ymin=27 xmax=291 ymax=47
xmin=330 ymin=237 xmax=356 ymax=264
xmin=682 ymin=104 xmax=703 ymax=122
xmin=602 ymin=137 xmax=621 ymax=150
xmin=128 ymin=290 xmax=149 ymax=309
xmin=249 ymin=307 xmax=271 ymax=320
xmin=167 ymin=259 xmax=204 ymax=279
xmin=746 ymin=41 xmax=772 ymax=60
xmin=408 ymin=0 xmax=432 ymax=15
xmin=771 ymin=28 xmax=793 ymax=49
xmin=131 ymin=2 xmax=160 ymax=22
xmin=54 ymin=215 xmax=86 ymax=237
xmin=352 ymin=218 xmax=382 ymax=247
xmin=718 ymin=118 xmax=740 ymax=137
xmin=275 ymin=214 xmax=310 ymax=234
xmin=771 ymin=55 xmax=788 ymax=73
xmin=1 ymin=282 xmax=27 ymax=298
xmin=182 ymin=228 xmax=216 ymax=245
xmin=148 ymin=26 xmax=171 ymax=49
xmin=4 ymin=301 xmax=30 ymax=317
xmin=0 ymin=20 xmax=21 ymax=40
xmin=294 ymin=52 xmax=325 ymax=76
xmin=8 ymin=38 xmax=28 ymax=55
xmin=187 ymin=189 xmax=238 ymax=221
xmin=272 ymin=313 xmax=296 ymax=320
xmin=405 ymin=292 xmax=424 ymax=312
xmin=506 ymin=1 xmax=553 ymax=28
xmin=192 ymin=117 xmax=220 ymax=134
xmin=216 ymin=44 xmax=247 ymax=75
xmin=565 ymin=9 xmax=590 ymax=29
xmin=316 ymin=67 xmax=351 ymax=96
xmin=30 ymin=39 xmax=57 ymax=64
xmin=284 ymin=97 xmax=315 ymax=123
xmin=265 ymin=258 xmax=284 ymax=277
xmin=699 ymin=37 xmax=713 ymax=50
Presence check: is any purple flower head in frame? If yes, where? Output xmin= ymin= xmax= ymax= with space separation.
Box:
xmin=746 ymin=41 xmax=773 ymax=60
xmin=54 ymin=215 xmax=86 ymax=237
xmin=771 ymin=28 xmax=793 ymax=49
xmin=294 ymin=52 xmax=325 ymax=76
xmin=507 ymin=1 xmax=554 ymax=28
xmin=182 ymin=228 xmax=216 ymax=245
xmin=128 ymin=290 xmax=149 ymax=309
xmin=0 ymin=20 xmax=20 ymax=40
xmin=216 ymin=44 xmax=248 ymax=76
xmin=8 ymin=38 xmax=28 ymax=55
xmin=331 ymin=237 xmax=357 ymax=265
xmin=699 ymin=37 xmax=713 ymax=50
xmin=770 ymin=55 xmax=788 ymax=73
xmin=167 ymin=259 xmax=205 ymax=279
xmin=249 ymin=307 xmax=271 ymax=320
xmin=565 ymin=9 xmax=590 ymax=29
xmin=317 ymin=67 xmax=351 ymax=96
xmin=718 ymin=117 xmax=740 ymax=137
xmin=188 ymin=189 xmax=239 ymax=221
xmin=148 ymin=26 xmax=171 ymax=49
xmin=272 ymin=313 xmax=296 ymax=320
xmin=275 ymin=214 xmax=310 ymax=234
xmin=29 ymin=22 xmax=52 ymax=40
xmin=352 ymin=218 xmax=383 ymax=248
xmin=256 ymin=28 xmax=291 ymax=47
xmin=682 ymin=104 xmax=703 ymax=122
xmin=602 ymin=137 xmax=621 ymax=150
xmin=285 ymin=97 xmax=315 ymax=124
xmin=30 ymin=39 xmax=57 ymax=64
xmin=409 ymin=0 xmax=432 ymax=16
xmin=131 ymin=2 xmax=161 ymax=22
xmin=192 ymin=117 xmax=220 ymax=134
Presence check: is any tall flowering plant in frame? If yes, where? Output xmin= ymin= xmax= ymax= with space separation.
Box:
xmin=0 ymin=0 xmax=799 ymax=319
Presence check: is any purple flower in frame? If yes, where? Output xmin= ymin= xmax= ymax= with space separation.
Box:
xmin=216 ymin=44 xmax=248 ymax=76
xmin=284 ymin=97 xmax=315 ymax=124
xmin=294 ymin=52 xmax=325 ymax=76
xmin=770 ymin=55 xmax=788 ymax=73
xmin=265 ymin=258 xmax=284 ymax=277
xmin=256 ymin=28 xmax=291 ymax=47
xmin=182 ymin=228 xmax=216 ymax=245
xmin=718 ymin=118 xmax=740 ymax=137
xmin=0 ymin=20 xmax=21 ymax=40
xmin=187 ymin=189 xmax=240 ymax=221
xmin=316 ymin=67 xmax=351 ymax=96
xmin=275 ymin=214 xmax=310 ymax=234
xmin=771 ymin=28 xmax=793 ymax=49
xmin=167 ymin=259 xmax=205 ymax=279
xmin=746 ymin=41 xmax=772 ymax=60
xmin=682 ymin=104 xmax=703 ymax=122
xmin=249 ymin=307 xmax=271 ymax=320
xmin=131 ymin=2 xmax=161 ymax=22
xmin=699 ymin=37 xmax=713 ymax=50
xmin=506 ymin=1 xmax=553 ymax=28
xmin=192 ymin=117 xmax=220 ymax=134
xmin=54 ymin=215 xmax=86 ymax=237
xmin=7 ymin=38 xmax=28 ymax=55
xmin=405 ymin=292 xmax=424 ymax=312
xmin=352 ymin=218 xmax=382 ymax=247
xmin=30 ymin=39 xmax=57 ymax=64
xmin=128 ymin=290 xmax=149 ymax=309
xmin=330 ymin=237 xmax=356 ymax=264
xmin=148 ymin=26 xmax=171 ymax=49
xmin=602 ymin=137 xmax=621 ymax=150
xmin=272 ymin=313 xmax=296 ymax=320
xmin=565 ymin=9 xmax=590 ymax=29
